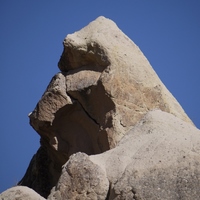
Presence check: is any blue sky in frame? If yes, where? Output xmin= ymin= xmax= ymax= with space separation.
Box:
xmin=0 ymin=1 xmax=200 ymax=193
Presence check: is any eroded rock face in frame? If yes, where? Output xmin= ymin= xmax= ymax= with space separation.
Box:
xmin=54 ymin=110 xmax=200 ymax=200
xmin=18 ymin=16 xmax=194 ymax=197
xmin=30 ymin=16 xmax=192 ymax=157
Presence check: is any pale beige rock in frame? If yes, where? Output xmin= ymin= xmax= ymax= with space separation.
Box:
xmin=0 ymin=186 xmax=45 ymax=200
xmin=89 ymin=110 xmax=200 ymax=199
xmin=58 ymin=16 xmax=193 ymax=149
xmin=20 ymin=16 xmax=194 ymax=197
xmin=53 ymin=110 xmax=200 ymax=199
xmin=30 ymin=16 xmax=193 ymax=154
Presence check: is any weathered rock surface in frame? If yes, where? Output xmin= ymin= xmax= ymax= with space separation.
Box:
xmin=30 ymin=16 xmax=193 ymax=154
xmin=30 ymin=15 xmax=193 ymax=151
xmin=15 ymin=16 xmax=196 ymax=198
xmin=48 ymin=153 xmax=109 ymax=200
xmin=0 ymin=186 xmax=45 ymax=200
xmin=50 ymin=110 xmax=200 ymax=200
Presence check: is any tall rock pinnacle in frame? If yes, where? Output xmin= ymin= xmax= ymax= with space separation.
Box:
xmin=1 ymin=17 xmax=196 ymax=199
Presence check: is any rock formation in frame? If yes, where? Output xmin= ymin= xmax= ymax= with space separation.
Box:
xmin=49 ymin=110 xmax=200 ymax=200
xmin=1 ymin=16 xmax=199 ymax=199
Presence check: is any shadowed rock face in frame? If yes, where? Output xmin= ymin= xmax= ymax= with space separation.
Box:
xmin=17 ymin=16 xmax=194 ymax=198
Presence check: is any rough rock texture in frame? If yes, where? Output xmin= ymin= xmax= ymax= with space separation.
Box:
xmin=0 ymin=186 xmax=45 ymax=200
xmin=50 ymin=110 xmax=200 ymax=200
xmin=92 ymin=110 xmax=200 ymax=199
xmin=16 ymin=16 xmax=195 ymax=198
xmin=48 ymin=153 xmax=109 ymax=200
xmin=30 ymin=16 xmax=193 ymax=153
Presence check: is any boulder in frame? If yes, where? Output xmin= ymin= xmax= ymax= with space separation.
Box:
xmin=0 ymin=186 xmax=45 ymax=200
xmin=91 ymin=110 xmax=200 ymax=199
xmin=48 ymin=152 xmax=109 ymax=200
xmin=18 ymin=16 xmax=194 ymax=197
xmin=50 ymin=110 xmax=200 ymax=199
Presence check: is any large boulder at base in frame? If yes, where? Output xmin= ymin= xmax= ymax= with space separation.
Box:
xmin=48 ymin=153 xmax=109 ymax=200
xmin=0 ymin=186 xmax=45 ymax=200
xmin=19 ymin=16 xmax=194 ymax=197
xmin=49 ymin=110 xmax=200 ymax=200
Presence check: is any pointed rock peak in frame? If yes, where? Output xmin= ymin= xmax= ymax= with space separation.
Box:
xmin=58 ymin=16 xmax=118 ymax=71
xmin=81 ymin=16 xmax=118 ymax=31
xmin=17 ymin=17 xmax=194 ymax=198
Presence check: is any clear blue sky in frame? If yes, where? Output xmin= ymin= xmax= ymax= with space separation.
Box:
xmin=0 ymin=1 xmax=199 ymax=193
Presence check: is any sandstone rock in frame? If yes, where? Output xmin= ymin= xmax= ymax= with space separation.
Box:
xmin=19 ymin=16 xmax=194 ymax=197
xmin=0 ymin=186 xmax=45 ymax=200
xmin=55 ymin=110 xmax=200 ymax=200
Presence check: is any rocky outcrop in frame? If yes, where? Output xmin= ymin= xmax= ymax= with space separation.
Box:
xmin=30 ymin=16 xmax=192 ymax=156
xmin=0 ymin=186 xmax=45 ymax=200
xmin=1 ymin=16 xmax=196 ymax=199
xmin=49 ymin=110 xmax=200 ymax=200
